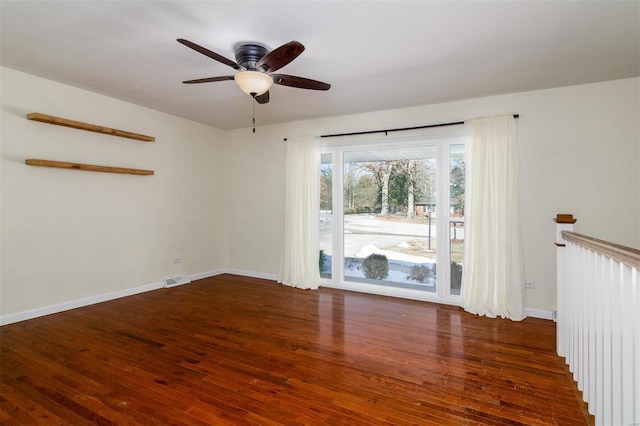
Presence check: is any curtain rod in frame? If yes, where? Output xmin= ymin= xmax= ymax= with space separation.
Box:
xmin=283 ymin=114 xmax=519 ymax=141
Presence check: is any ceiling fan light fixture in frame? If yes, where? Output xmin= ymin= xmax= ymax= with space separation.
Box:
xmin=234 ymin=71 xmax=273 ymax=96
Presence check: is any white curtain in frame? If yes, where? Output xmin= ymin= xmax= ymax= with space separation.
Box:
xmin=279 ymin=136 xmax=321 ymax=290
xmin=461 ymin=115 xmax=525 ymax=320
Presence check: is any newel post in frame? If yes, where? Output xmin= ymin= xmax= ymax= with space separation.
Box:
xmin=554 ymin=213 xmax=576 ymax=357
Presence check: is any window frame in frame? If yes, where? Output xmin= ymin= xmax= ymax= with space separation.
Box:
xmin=319 ymin=131 xmax=465 ymax=305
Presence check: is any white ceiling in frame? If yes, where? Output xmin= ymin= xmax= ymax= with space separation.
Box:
xmin=1 ymin=1 xmax=638 ymax=130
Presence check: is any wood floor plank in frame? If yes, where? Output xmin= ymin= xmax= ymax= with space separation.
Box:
xmin=0 ymin=383 xmax=70 ymax=425
xmin=1 ymin=274 xmax=591 ymax=425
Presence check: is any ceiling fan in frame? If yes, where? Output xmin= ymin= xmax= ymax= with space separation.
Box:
xmin=177 ymin=38 xmax=331 ymax=104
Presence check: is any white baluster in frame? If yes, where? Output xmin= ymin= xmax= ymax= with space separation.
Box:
xmin=594 ymin=252 xmax=604 ymax=419
xmin=602 ymin=256 xmax=613 ymax=425
xmin=621 ymin=263 xmax=634 ymax=424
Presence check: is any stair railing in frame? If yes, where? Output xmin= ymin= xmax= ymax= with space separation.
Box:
xmin=555 ymin=214 xmax=639 ymax=426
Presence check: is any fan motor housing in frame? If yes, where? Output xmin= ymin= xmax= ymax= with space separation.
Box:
xmin=235 ymin=44 xmax=268 ymax=70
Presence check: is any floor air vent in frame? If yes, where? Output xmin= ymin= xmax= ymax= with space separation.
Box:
xmin=163 ymin=276 xmax=191 ymax=288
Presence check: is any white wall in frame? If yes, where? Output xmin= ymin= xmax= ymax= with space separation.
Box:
xmin=0 ymin=67 xmax=227 ymax=320
xmin=2 ymin=68 xmax=637 ymax=321
xmin=224 ymin=77 xmax=640 ymax=314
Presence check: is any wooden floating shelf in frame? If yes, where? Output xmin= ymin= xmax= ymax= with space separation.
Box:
xmin=26 ymin=113 xmax=155 ymax=142
xmin=25 ymin=159 xmax=154 ymax=176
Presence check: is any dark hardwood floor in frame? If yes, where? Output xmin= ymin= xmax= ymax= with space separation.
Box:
xmin=1 ymin=274 xmax=590 ymax=425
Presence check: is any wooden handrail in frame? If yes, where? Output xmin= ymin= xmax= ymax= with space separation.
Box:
xmin=562 ymin=231 xmax=640 ymax=270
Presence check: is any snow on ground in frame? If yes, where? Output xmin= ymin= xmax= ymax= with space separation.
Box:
xmin=342 ymin=264 xmax=435 ymax=287
xmin=336 ymin=244 xmax=436 ymax=287
xmin=356 ymin=244 xmax=435 ymax=264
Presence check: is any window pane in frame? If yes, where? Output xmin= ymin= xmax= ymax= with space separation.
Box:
xmin=449 ymin=144 xmax=464 ymax=295
xmin=342 ymin=147 xmax=437 ymax=291
xmin=319 ymin=153 xmax=332 ymax=278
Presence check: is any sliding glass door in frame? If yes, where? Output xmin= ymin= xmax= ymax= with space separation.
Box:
xmin=320 ymin=135 xmax=464 ymax=303
xmin=319 ymin=153 xmax=333 ymax=279
xmin=342 ymin=146 xmax=438 ymax=291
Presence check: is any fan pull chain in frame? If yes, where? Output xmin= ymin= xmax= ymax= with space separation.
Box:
xmin=252 ymin=97 xmax=256 ymax=133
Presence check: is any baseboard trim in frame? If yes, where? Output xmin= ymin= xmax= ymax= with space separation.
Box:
xmin=0 ymin=269 xmax=229 ymax=326
xmin=525 ymin=308 xmax=554 ymax=320
xmin=190 ymin=269 xmax=226 ymax=281
xmin=224 ymin=269 xmax=279 ymax=282
xmin=1 ymin=268 xmax=554 ymax=326
xmin=0 ymin=280 xmax=163 ymax=326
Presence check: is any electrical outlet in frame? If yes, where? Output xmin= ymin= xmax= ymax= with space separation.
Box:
xmin=172 ymin=257 xmax=182 ymax=264
xmin=524 ymin=281 xmax=535 ymax=289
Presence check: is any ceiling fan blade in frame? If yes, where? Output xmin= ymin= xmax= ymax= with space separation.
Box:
xmin=177 ymin=38 xmax=241 ymax=70
xmin=271 ymin=74 xmax=331 ymax=91
xmin=255 ymin=91 xmax=270 ymax=104
xmin=257 ymin=41 xmax=305 ymax=72
xmin=182 ymin=76 xmax=234 ymax=84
